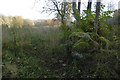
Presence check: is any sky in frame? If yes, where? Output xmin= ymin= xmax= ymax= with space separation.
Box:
xmin=0 ymin=0 xmax=119 ymax=20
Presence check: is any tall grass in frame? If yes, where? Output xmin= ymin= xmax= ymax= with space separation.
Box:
xmin=2 ymin=25 xmax=120 ymax=78
xmin=2 ymin=26 xmax=64 ymax=78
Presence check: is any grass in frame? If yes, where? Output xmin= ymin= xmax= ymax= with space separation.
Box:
xmin=2 ymin=26 xmax=66 ymax=78
xmin=2 ymin=25 xmax=120 ymax=78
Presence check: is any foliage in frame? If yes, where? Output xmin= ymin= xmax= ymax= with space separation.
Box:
xmin=58 ymin=5 xmax=119 ymax=78
xmin=2 ymin=4 xmax=120 ymax=79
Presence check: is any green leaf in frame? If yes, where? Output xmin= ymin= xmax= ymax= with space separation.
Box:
xmin=73 ymin=39 xmax=89 ymax=49
xmin=69 ymin=32 xmax=92 ymax=40
xmin=99 ymin=36 xmax=110 ymax=48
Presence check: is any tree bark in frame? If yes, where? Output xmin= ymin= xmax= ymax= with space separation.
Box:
xmin=87 ymin=0 xmax=92 ymax=12
xmin=72 ymin=0 xmax=77 ymax=19
xmin=94 ymin=0 xmax=101 ymax=33
xmin=72 ymin=0 xmax=76 ymax=13
xmin=62 ymin=1 xmax=67 ymax=24
xmin=78 ymin=0 xmax=81 ymax=13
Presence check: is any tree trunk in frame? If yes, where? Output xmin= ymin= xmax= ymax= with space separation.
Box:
xmin=72 ymin=0 xmax=77 ymax=19
xmin=63 ymin=1 xmax=67 ymax=24
xmin=87 ymin=0 xmax=92 ymax=12
xmin=63 ymin=2 xmax=66 ymax=16
xmin=78 ymin=0 xmax=81 ymax=13
xmin=94 ymin=0 xmax=101 ymax=33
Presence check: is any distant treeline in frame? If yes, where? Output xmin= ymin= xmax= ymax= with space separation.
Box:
xmin=0 ymin=15 xmax=61 ymax=28
xmin=0 ymin=9 xmax=119 ymax=28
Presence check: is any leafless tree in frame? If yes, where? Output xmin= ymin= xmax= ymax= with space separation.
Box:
xmin=40 ymin=0 xmax=72 ymax=24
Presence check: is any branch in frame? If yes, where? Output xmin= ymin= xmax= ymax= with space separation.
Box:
xmin=51 ymin=0 xmax=62 ymax=17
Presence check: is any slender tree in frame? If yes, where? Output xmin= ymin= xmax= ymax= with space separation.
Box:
xmin=72 ymin=0 xmax=77 ymax=19
xmin=87 ymin=0 xmax=92 ymax=12
xmin=72 ymin=0 xmax=81 ymax=26
xmin=72 ymin=0 xmax=76 ymax=13
xmin=63 ymin=1 xmax=66 ymax=17
xmin=78 ymin=0 xmax=81 ymax=13
xmin=94 ymin=0 xmax=101 ymax=33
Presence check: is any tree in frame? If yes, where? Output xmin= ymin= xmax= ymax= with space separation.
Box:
xmin=87 ymin=0 xmax=92 ymax=12
xmin=72 ymin=0 xmax=81 ymax=26
xmin=72 ymin=0 xmax=76 ymax=14
xmin=94 ymin=0 xmax=101 ymax=33
xmin=41 ymin=0 xmax=71 ymax=25
xmin=78 ymin=0 xmax=81 ymax=13
xmin=72 ymin=0 xmax=80 ymax=21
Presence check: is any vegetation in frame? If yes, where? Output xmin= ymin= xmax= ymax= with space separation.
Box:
xmin=1 ymin=0 xmax=120 ymax=79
